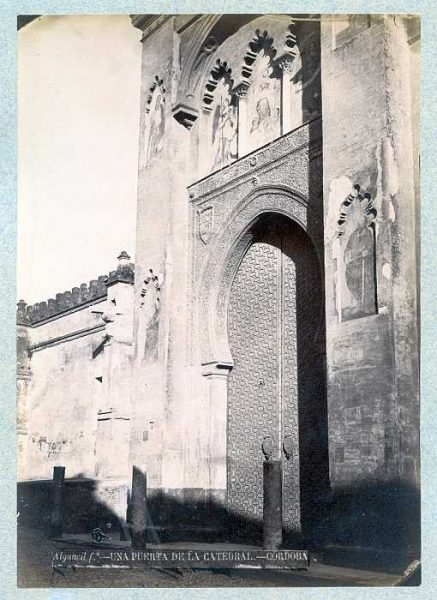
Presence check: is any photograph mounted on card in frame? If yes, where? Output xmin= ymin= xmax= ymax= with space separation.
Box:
xmin=16 ymin=11 xmax=420 ymax=589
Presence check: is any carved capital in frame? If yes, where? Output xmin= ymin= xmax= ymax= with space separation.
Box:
xmin=234 ymin=83 xmax=249 ymax=102
xmin=278 ymin=57 xmax=295 ymax=74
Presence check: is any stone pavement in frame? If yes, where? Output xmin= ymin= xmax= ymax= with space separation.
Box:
xmin=18 ymin=527 xmax=405 ymax=588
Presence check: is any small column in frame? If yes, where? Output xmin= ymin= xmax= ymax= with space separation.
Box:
xmin=279 ymin=57 xmax=301 ymax=134
xmin=50 ymin=466 xmax=65 ymax=539
xmin=263 ymin=459 xmax=282 ymax=550
xmin=235 ymin=84 xmax=250 ymax=158
xmin=129 ymin=466 xmax=148 ymax=549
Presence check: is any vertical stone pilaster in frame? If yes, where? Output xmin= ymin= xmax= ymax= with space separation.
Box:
xmin=382 ymin=16 xmax=419 ymax=488
xmin=129 ymin=17 xmax=177 ymax=485
xmin=202 ymin=364 xmax=231 ymax=494
xmin=279 ymin=56 xmax=302 ymax=134
xmin=198 ymin=107 xmax=212 ymax=176
xmin=235 ymin=84 xmax=249 ymax=158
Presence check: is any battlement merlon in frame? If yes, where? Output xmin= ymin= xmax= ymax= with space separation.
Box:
xmin=17 ymin=252 xmax=135 ymax=326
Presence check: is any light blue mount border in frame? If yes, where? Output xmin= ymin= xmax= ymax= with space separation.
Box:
xmin=0 ymin=1 xmax=435 ymax=598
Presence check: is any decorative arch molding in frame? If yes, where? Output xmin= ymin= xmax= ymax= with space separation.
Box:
xmin=172 ymin=15 xmax=299 ymax=129
xmin=202 ymin=59 xmax=234 ymax=111
xmin=335 ymin=184 xmax=377 ymax=238
xmin=172 ymin=14 xmax=256 ymax=127
xmin=241 ymin=29 xmax=280 ymax=85
xmin=145 ymin=76 xmax=166 ymax=114
xmin=333 ymin=184 xmax=379 ymax=321
xmin=177 ymin=14 xmax=222 ymax=98
xmin=197 ymin=186 xmax=321 ymax=369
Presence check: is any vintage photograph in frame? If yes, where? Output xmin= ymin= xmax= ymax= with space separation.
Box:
xmin=16 ymin=12 xmax=420 ymax=588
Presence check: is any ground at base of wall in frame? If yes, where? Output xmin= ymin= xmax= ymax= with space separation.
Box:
xmin=17 ymin=527 xmax=415 ymax=588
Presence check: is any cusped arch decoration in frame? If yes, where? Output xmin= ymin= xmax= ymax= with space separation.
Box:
xmin=240 ymin=24 xmax=299 ymax=87
xmin=197 ymin=186 xmax=321 ymax=369
xmin=202 ymin=59 xmax=234 ymax=111
xmin=146 ymin=76 xmax=166 ymax=114
xmin=172 ymin=14 xmax=265 ymax=127
xmin=241 ymin=29 xmax=280 ymax=84
xmin=335 ymin=184 xmax=377 ymax=238
xmin=173 ymin=16 xmax=300 ymax=129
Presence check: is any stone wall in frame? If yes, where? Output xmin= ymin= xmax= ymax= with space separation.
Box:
xmin=321 ymin=13 xmax=419 ymax=488
xmin=17 ymin=478 xmax=129 ymax=534
xmin=129 ymin=14 xmax=420 ymax=550
xmin=320 ymin=14 xmax=419 ymax=550
xmin=17 ymin=255 xmax=135 ymax=522
xmin=130 ymin=15 xmax=324 ymax=520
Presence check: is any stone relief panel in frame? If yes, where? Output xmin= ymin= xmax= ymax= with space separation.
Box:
xmin=334 ymin=185 xmax=378 ymax=321
xmin=194 ymin=19 xmax=321 ymax=176
xmin=198 ymin=206 xmax=214 ymax=244
xmin=139 ymin=269 xmax=163 ymax=362
xmin=193 ymin=118 xmax=321 ymax=200
xmin=246 ymin=49 xmax=281 ymax=153
xmin=209 ymin=79 xmax=238 ymax=172
xmin=199 ymin=60 xmax=238 ymax=175
xmin=144 ymin=77 xmax=166 ymax=165
xmin=187 ymin=121 xmax=323 ymax=365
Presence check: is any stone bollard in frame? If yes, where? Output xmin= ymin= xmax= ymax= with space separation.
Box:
xmin=263 ymin=459 xmax=283 ymax=549
xmin=49 ymin=466 xmax=65 ymax=539
xmin=130 ymin=466 xmax=148 ymax=549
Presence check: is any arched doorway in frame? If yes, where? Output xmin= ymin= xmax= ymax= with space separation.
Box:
xmin=226 ymin=212 xmax=329 ymax=545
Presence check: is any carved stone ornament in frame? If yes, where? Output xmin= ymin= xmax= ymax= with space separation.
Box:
xmin=140 ymin=269 xmax=162 ymax=308
xmin=336 ymin=184 xmax=377 ymax=238
xmin=335 ymin=183 xmax=378 ymax=321
xmin=198 ymin=206 xmax=214 ymax=244
xmin=262 ymin=435 xmax=274 ymax=461
xmin=203 ymin=59 xmax=234 ymax=111
xmin=145 ymin=76 xmax=166 ymax=164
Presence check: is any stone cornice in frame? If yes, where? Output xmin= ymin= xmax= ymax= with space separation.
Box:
xmin=23 ymin=297 xmax=107 ymax=329
xmin=29 ymin=323 xmax=106 ymax=353
xmin=130 ymin=14 xmax=172 ymax=42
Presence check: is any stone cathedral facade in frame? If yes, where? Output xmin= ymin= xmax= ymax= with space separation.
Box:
xmin=18 ymin=14 xmax=420 ymax=556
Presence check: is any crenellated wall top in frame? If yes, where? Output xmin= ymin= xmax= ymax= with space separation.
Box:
xmin=17 ymin=252 xmax=135 ymax=326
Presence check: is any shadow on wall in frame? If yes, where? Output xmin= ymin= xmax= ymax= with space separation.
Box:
xmin=146 ymin=482 xmax=419 ymax=553
xmin=321 ymin=481 xmax=420 ymax=551
xmin=17 ymin=476 xmax=124 ymax=535
xmin=17 ymin=476 xmax=419 ymax=566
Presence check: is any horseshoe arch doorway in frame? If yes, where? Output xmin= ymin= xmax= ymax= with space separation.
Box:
xmin=226 ymin=212 xmax=329 ymax=546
